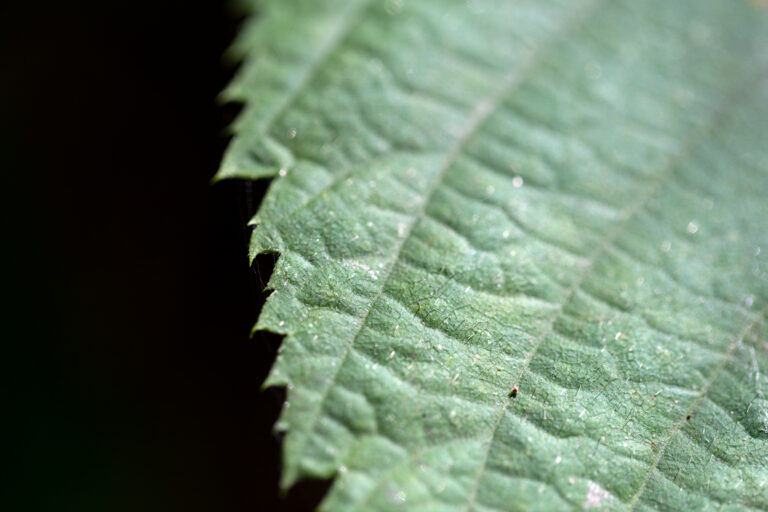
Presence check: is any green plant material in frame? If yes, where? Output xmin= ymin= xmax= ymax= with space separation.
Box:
xmin=218 ymin=0 xmax=768 ymax=509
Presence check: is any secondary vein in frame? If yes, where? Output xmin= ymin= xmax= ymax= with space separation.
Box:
xmin=284 ymin=0 xmax=608 ymax=485
xmin=460 ymin=47 xmax=766 ymax=512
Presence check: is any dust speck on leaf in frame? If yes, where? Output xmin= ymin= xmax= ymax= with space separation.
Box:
xmin=584 ymin=481 xmax=613 ymax=508
xmin=389 ymin=490 xmax=406 ymax=505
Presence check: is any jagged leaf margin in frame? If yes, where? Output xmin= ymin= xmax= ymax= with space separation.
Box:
xmin=218 ymin=1 xmax=768 ymax=510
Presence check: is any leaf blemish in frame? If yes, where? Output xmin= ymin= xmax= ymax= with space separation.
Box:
xmin=584 ymin=482 xmax=613 ymax=508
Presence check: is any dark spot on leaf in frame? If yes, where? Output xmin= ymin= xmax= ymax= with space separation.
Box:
xmin=508 ymin=386 xmax=518 ymax=398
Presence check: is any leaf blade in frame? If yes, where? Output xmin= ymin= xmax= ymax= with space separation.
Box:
xmin=221 ymin=1 xmax=768 ymax=510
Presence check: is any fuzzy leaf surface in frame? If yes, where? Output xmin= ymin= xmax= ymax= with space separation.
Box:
xmin=220 ymin=1 xmax=768 ymax=510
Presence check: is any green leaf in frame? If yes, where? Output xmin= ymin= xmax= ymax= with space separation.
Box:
xmin=219 ymin=0 xmax=768 ymax=510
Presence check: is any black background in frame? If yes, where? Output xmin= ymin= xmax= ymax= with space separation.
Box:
xmin=3 ymin=1 xmax=327 ymax=510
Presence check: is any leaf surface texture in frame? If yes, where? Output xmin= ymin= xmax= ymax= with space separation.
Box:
xmin=220 ymin=1 xmax=768 ymax=510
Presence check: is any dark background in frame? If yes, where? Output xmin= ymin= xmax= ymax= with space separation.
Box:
xmin=3 ymin=1 xmax=327 ymax=510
